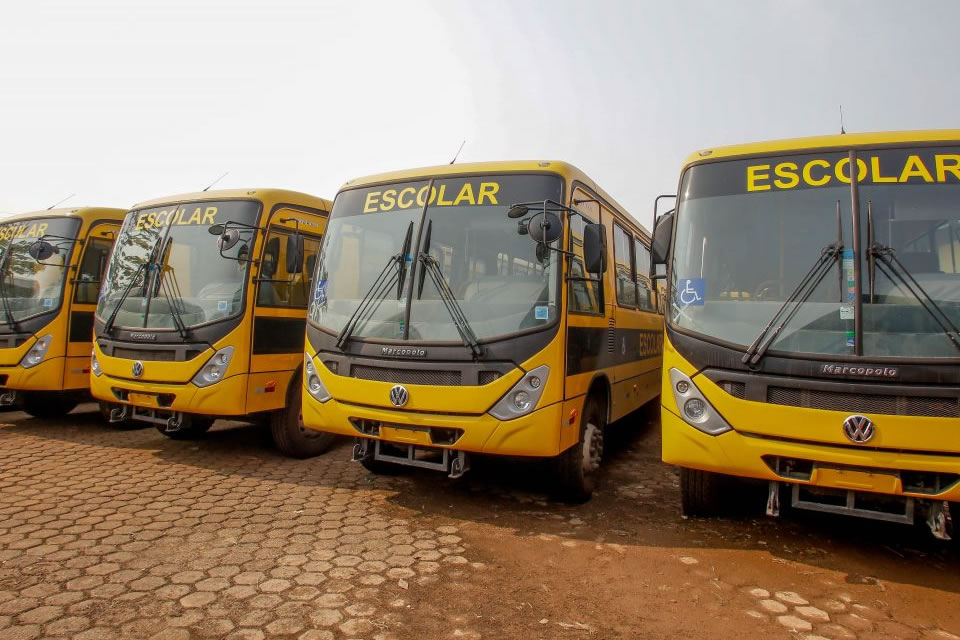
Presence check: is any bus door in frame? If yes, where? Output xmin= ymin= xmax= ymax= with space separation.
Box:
xmin=563 ymin=189 xmax=610 ymax=439
xmin=64 ymin=223 xmax=119 ymax=389
xmin=249 ymin=207 xmax=325 ymax=412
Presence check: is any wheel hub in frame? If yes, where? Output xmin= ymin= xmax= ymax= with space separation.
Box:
xmin=581 ymin=422 xmax=603 ymax=474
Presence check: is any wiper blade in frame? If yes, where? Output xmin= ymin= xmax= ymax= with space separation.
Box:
xmin=103 ymin=260 xmax=148 ymax=335
xmin=870 ymin=244 xmax=960 ymax=353
xmin=743 ymin=202 xmax=845 ymax=366
xmin=155 ymin=238 xmax=189 ymax=340
xmin=417 ymin=252 xmax=482 ymax=359
xmin=335 ymin=221 xmax=413 ymax=350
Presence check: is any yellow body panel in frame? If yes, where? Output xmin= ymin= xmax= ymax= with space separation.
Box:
xmin=661 ymin=335 xmax=960 ymax=501
xmin=0 ymin=207 xmax=125 ymax=396
xmin=302 ymin=163 xmax=663 ymax=459
xmin=90 ymin=189 xmax=330 ymax=420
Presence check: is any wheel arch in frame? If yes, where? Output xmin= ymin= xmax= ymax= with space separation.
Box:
xmin=584 ymin=373 xmax=611 ymax=424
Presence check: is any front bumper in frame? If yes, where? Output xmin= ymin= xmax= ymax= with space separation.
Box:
xmin=662 ymin=408 xmax=960 ymax=501
xmin=90 ymin=372 xmax=249 ymax=417
xmin=0 ymin=357 xmax=66 ymax=392
xmin=302 ymin=393 xmax=565 ymax=457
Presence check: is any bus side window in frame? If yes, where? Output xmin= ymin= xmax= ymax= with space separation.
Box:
xmin=634 ymin=237 xmax=656 ymax=312
xmin=568 ymin=214 xmax=603 ymax=314
xmin=74 ymin=237 xmax=113 ymax=304
xmin=613 ymin=224 xmax=637 ymax=308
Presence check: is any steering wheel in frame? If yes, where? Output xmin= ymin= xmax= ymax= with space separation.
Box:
xmin=753 ymin=280 xmax=781 ymax=301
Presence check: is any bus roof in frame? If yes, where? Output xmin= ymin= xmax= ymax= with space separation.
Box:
xmin=131 ymin=188 xmax=332 ymax=211
xmin=339 ymin=160 xmax=647 ymax=235
xmin=2 ymin=207 xmax=127 ymax=224
xmin=683 ymin=129 xmax=960 ymax=167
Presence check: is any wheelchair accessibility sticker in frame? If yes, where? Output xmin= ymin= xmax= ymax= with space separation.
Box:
xmin=677 ymin=278 xmax=705 ymax=306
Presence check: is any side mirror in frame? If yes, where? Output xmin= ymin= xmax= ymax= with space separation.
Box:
xmin=527 ymin=211 xmax=562 ymax=244
xmin=28 ymin=240 xmax=57 ymax=262
xmin=507 ymin=204 xmax=529 ymax=219
xmin=286 ymin=233 xmax=304 ymax=274
xmin=218 ymin=228 xmax=241 ymax=252
xmin=261 ymin=237 xmax=280 ymax=278
xmin=208 ymin=224 xmax=225 ymax=235
xmin=651 ymin=210 xmax=674 ymax=266
xmin=583 ymin=223 xmax=606 ymax=274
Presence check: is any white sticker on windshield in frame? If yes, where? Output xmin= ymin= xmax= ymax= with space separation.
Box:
xmin=43 ymin=298 xmax=54 ymax=308
xmin=839 ymin=305 xmax=854 ymax=320
xmin=217 ymin=300 xmax=228 ymax=312
xmin=535 ymin=305 xmax=549 ymax=321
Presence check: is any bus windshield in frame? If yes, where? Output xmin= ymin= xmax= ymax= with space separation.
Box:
xmin=310 ymin=174 xmax=563 ymax=343
xmin=0 ymin=216 xmax=81 ymax=327
xmin=671 ymin=146 xmax=960 ymax=359
xmin=96 ymin=200 xmax=260 ymax=330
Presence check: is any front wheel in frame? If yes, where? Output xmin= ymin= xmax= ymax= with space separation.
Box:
xmin=554 ymin=397 xmax=605 ymax=503
xmin=271 ymin=384 xmax=336 ymax=458
xmin=680 ymin=467 xmax=730 ymax=517
xmin=156 ymin=414 xmax=214 ymax=440
xmin=22 ymin=392 xmax=78 ymax=419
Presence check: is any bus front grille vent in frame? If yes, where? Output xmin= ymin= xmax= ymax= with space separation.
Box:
xmin=351 ymin=364 xmax=462 ymax=386
xmin=717 ymin=381 xmax=746 ymax=399
xmin=766 ymin=386 xmax=960 ymax=418
xmin=111 ymin=347 xmax=204 ymax=362
xmin=478 ymin=371 xmax=501 ymax=385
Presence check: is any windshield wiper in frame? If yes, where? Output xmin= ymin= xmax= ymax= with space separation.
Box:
xmin=336 ymin=221 xmax=413 ymax=350
xmin=417 ymin=251 xmax=483 ymax=359
xmin=742 ymin=201 xmax=844 ymax=366
xmin=154 ymin=237 xmax=190 ymax=340
xmin=103 ymin=260 xmax=149 ymax=336
xmin=867 ymin=204 xmax=960 ymax=353
xmin=0 ymin=248 xmax=18 ymax=330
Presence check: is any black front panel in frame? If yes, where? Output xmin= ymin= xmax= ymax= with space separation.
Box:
xmin=668 ymin=326 xmax=960 ymax=385
xmin=566 ymin=326 xmax=662 ymax=376
xmin=253 ymin=316 xmax=306 ymax=355
xmin=69 ymin=311 xmax=95 ymax=343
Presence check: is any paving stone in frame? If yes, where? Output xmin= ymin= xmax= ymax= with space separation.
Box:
xmin=778 ymin=615 xmax=813 ymax=632
xmin=760 ymin=599 xmax=789 ymax=614
xmin=796 ymin=606 xmax=830 ymax=623
xmin=776 ymin=591 xmax=809 ymax=606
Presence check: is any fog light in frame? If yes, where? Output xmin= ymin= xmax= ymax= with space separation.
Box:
xmin=676 ymin=380 xmax=690 ymax=394
xmin=513 ymin=391 xmax=531 ymax=411
xmin=528 ymin=376 xmax=541 ymax=389
xmin=308 ymin=375 xmax=323 ymax=393
xmin=684 ymin=398 xmax=706 ymax=420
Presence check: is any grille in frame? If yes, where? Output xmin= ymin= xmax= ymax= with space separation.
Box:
xmin=718 ymin=381 xmax=746 ymax=399
xmin=607 ymin=318 xmax=616 ymax=353
xmin=111 ymin=347 xmax=204 ymax=362
xmin=478 ymin=371 xmax=501 ymax=385
xmin=351 ymin=365 xmax=462 ymax=386
xmin=766 ymin=386 xmax=960 ymax=418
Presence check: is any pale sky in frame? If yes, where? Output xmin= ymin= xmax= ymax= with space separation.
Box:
xmin=2 ymin=0 xmax=958 ymax=229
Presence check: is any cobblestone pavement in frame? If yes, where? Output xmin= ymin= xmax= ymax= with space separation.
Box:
xmin=0 ymin=405 xmax=958 ymax=640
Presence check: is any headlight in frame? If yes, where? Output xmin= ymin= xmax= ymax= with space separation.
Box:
xmin=192 ymin=346 xmax=235 ymax=387
xmin=304 ymin=352 xmax=330 ymax=402
xmin=489 ymin=365 xmax=549 ymax=421
xmin=20 ymin=335 xmax=53 ymax=369
xmin=91 ymin=349 xmax=102 ymax=377
xmin=669 ymin=368 xmax=731 ymax=435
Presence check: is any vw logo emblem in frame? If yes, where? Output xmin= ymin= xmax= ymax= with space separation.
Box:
xmin=842 ymin=414 xmax=875 ymax=444
xmin=389 ymin=385 xmax=409 ymax=408
xmin=132 ymin=361 xmax=144 ymax=378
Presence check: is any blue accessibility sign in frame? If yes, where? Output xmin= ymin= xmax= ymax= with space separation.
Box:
xmin=677 ymin=278 xmax=706 ymax=306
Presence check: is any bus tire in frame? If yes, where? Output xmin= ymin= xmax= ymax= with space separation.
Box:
xmin=680 ymin=467 xmax=727 ymax=517
xmin=22 ymin=392 xmax=78 ymax=419
xmin=271 ymin=384 xmax=336 ymax=458
xmin=555 ymin=396 xmax=605 ymax=503
xmin=156 ymin=415 xmax=214 ymax=440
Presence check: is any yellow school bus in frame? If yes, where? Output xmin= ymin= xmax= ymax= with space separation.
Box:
xmin=92 ymin=188 xmax=336 ymax=457
xmin=0 ymin=207 xmax=125 ymax=417
xmin=652 ymin=130 xmax=960 ymax=538
xmin=301 ymin=161 xmax=663 ymax=500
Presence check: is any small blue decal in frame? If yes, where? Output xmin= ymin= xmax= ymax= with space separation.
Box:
xmin=217 ymin=300 xmax=229 ymax=312
xmin=534 ymin=305 xmax=549 ymax=321
xmin=677 ymin=278 xmax=706 ymax=306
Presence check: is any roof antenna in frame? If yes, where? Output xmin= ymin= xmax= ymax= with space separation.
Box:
xmin=202 ymin=171 xmax=229 ymax=192
xmin=449 ymin=140 xmax=466 ymax=165
xmin=47 ymin=193 xmax=75 ymax=210
xmin=839 ymin=105 xmax=846 ymax=135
